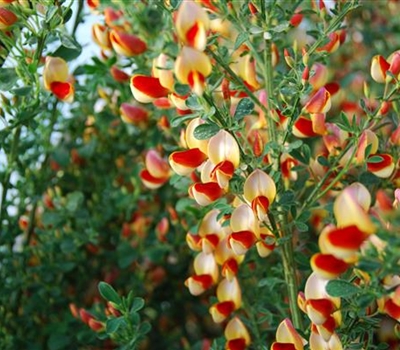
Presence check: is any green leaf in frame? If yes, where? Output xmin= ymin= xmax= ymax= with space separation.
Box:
xmin=359 ymin=171 xmax=380 ymax=186
xmin=138 ymin=321 xmax=151 ymax=335
xmin=98 ymin=282 xmax=121 ymax=305
xmin=279 ymin=191 xmax=295 ymax=205
xmin=367 ymin=155 xmax=384 ymax=164
xmin=295 ymin=221 xmax=308 ymax=232
xmin=234 ymin=98 xmax=255 ymax=120
xmin=185 ymin=95 xmax=202 ymax=110
xmin=326 ymin=280 xmax=359 ymax=298
xmin=174 ymin=83 xmax=190 ymax=96
xmin=45 ymin=6 xmax=58 ymax=24
xmin=202 ymin=106 xmax=216 ymax=120
xmin=42 ymin=212 xmax=64 ymax=227
xmin=59 ymin=33 xmax=81 ymax=51
xmin=131 ymin=297 xmax=145 ymax=312
xmin=234 ymin=32 xmax=248 ymax=50
xmin=52 ymin=45 xmax=82 ymax=61
xmin=106 ymin=317 xmax=125 ymax=334
xmin=169 ymin=0 xmax=182 ymax=9
xmin=66 ymin=191 xmax=84 ymax=212
xmin=193 ymin=123 xmax=220 ymax=140
xmin=171 ymin=112 xmax=199 ymax=128
xmin=357 ymin=258 xmax=381 ymax=272
xmin=117 ymin=243 xmax=138 ymax=268
xmin=48 ymin=334 xmax=70 ymax=350
xmin=286 ymin=140 xmax=303 ymax=152
xmin=317 ymin=155 xmax=329 ymax=166
xmin=11 ymin=86 xmax=32 ymax=96
xmin=176 ymin=197 xmax=196 ymax=213
xmin=271 ymin=22 xmax=289 ymax=33
xmin=0 ymin=68 xmax=18 ymax=90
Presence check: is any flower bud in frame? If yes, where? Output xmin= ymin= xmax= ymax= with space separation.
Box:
xmin=0 ymin=7 xmax=17 ymax=30
xmin=317 ymin=32 xmax=341 ymax=53
xmin=110 ymin=66 xmax=130 ymax=83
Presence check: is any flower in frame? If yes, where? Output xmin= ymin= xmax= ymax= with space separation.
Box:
xmin=175 ymin=1 xmax=209 ymax=51
xmin=43 ymin=57 xmax=74 ymax=102
xmin=175 ymin=46 xmax=212 ymax=96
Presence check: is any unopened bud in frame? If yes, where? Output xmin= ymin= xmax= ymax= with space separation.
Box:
xmin=363 ymin=81 xmax=370 ymax=99
xmin=302 ymin=66 xmax=310 ymax=85
xmin=302 ymin=48 xmax=309 ymax=66
xmin=284 ymin=49 xmax=295 ymax=68
xmin=252 ymin=131 xmax=264 ymax=157
xmin=378 ymin=101 xmax=391 ymax=115
xmin=248 ymin=2 xmax=258 ymax=15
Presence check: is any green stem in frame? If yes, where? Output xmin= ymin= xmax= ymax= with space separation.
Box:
xmin=262 ymin=30 xmax=302 ymax=330
xmin=72 ymin=0 xmax=84 ymax=37
xmin=280 ymin=225 xmax=303 ymax=330
xmin=0 ymin=126 xmax=21 ymax=231
xmin=264 ymin=42 xmax=277 ymax=146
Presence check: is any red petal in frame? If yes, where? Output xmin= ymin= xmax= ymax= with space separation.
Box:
xmin=324 ymin=82 xmax=340 ymax=95
xmin=50 ymin=81 xmax=73 ymax=100
xmin=327 ymin=225 xmax=369 ymax=250
xmin=192 ymin=274 xmax=214 ymax=289
xmin=131 ymin=75 xmax=169 ymax=98
xmin=226 ymin=339 xmax=247 ymax=350
xmin=251 ymin=196 xmax=270 ymax=213
xmin=307 ymin=299 xmax=335 ymax=316
xmin=204 ymin=234 xmax=220 ymax=248
xmin=294 ymin=116 xmax=318 ymax=137
xmin=214 ymin=301 xmax=235 ymax=317
xmin=230 ymin=230 xmax=257 ymax=249
xmin=140 ymin=169 xmax=168 ymax=185
xmin=311 ymin=253 xmax=349 ymax=275
xmin=222 ymin=258 xmax=239 ymax=276
xmin=186 ymin=22 xmax=200 ymax=47
xmin=192 ymin=182 xmax=224 ymax=201
xmin=271 ymin=344 xmax=297 ymax=350
xmin=170 ymin=148 xmax=208 ymax=168
xmin=385 ymin=298 xmax=400 ymax=320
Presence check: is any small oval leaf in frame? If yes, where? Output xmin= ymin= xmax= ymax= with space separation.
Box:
xmin=326 ymin=280 xmax=359 ymax=298
xmin=234 ymin=98 xmax=255 ymax=121
xmin=98 ymin=282 xmax=121 ymax=305
xmin=193 ymin=123 xmax=220 ymax=140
